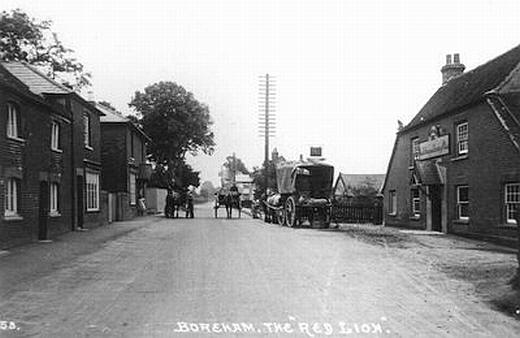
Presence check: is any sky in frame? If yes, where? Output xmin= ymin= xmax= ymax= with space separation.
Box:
xmin=3 ymin=0 xmax=520 ymax=185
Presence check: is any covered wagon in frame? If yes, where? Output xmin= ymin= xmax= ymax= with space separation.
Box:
xmin=264 ymin=160 xmax=334 ymax=228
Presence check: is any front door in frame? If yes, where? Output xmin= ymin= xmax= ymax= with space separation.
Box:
xmin=429 ymin=185 xmax=442 ymax=232
xmin=38 ymin=181 xmax=49 ymax=240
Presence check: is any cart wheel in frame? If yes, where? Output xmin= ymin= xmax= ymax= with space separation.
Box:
xmin=285 ymin=197 xmax=297 ymax=227
xmin=324 ymin=208 xmax=331 ymax=227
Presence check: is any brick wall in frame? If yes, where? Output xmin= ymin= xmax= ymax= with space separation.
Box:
xmin=0 ymin=88 xmax=74 ymax=249
xmin=101 ymin=125 xmax=127 ymax=192
xmin=383 ymin=101 xmax=520 ymax=239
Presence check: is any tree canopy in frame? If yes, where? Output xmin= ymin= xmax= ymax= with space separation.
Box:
xmin=223 ymin=155 xmax=249 ymax=175
xmin=129 ymin=81 xmax=215 ymax=166
xmin=0 ymin=9 xmax=91 ymax=89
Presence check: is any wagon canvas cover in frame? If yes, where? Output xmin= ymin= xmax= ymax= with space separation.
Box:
xmin=275 ymin=161 xmax=334 ymax=195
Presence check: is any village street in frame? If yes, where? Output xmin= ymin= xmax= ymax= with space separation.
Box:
xmin=0 ymin=204 xmax=519 ymax=337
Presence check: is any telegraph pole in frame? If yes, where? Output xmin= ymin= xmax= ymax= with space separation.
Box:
xmin=258 ymin=74 xmax=276 ymax=165
xmin=258 ymin=74 xmax=276 ymax=191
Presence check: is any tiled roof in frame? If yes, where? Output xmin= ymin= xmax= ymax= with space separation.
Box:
xmin=404 ymin=44 xmax=520 ymax=131
xmin=0 ymin=62 xmax=71 ymax=95
xmin=97 ymin=103 xmax=129 ymax=123
xmin=338 ymin=173 xmax=385 ymax=191
xmin=97 ymin=102 xmax=151 ymax=141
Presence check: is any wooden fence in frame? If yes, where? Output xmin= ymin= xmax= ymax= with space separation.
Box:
xmin=331 ymin=202 xmax=383 ymax=225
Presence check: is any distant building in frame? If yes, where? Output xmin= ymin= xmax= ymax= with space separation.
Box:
xmin=333 ymin=173 xmax=385 ymax=205
xmin=97 ymin=103 xmax=151 ymax=221
xmin=0 ymin=62 xmax=106 ymax=248
xmin=382 ymin=45 xmax=520 ymax=244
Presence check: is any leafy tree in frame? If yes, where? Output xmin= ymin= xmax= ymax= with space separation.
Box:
xmin=149 ymin=162 xmax=200 ymax=191
xmin=129 ymin=81 xmax=215 ymax=167
xmin=0 ymin=9 xmax=91 ymax=89
xmin=200 ymin=181 xmax=216 ymax=200
xmin=223 ymin=155 xmax=249 ymax=175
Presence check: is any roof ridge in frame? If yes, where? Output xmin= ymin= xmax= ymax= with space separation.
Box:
xmin=19 ymin=61 xmax=73 ymax=93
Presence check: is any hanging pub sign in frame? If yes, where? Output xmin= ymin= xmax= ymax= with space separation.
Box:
xmin=310 ymin=147 xmax=322 ymax=157
xmin=418 ymin=134 xmax=449 ymax=160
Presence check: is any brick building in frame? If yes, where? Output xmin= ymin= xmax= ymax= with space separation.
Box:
xmin=1 ymin=62 xmax=106 ymax=249
xmin=97 ymin=103 xmax=151 ymax=221
xmin=382 ymin=45 xmax=520 ymax=244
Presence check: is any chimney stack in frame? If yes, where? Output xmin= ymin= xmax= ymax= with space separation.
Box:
xmin=441 ymin=53 xmax=465 ymax=85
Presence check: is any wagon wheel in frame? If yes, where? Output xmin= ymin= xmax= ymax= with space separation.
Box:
xmin=285 ymin=196 xmax=297 ymax=227
xmin=323 ymin=207 xmax=331 ymax=227
xmin=308 ymin=211 xmax=315 ymax=227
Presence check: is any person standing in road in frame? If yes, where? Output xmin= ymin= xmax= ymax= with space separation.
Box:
xmin=185 ymin=190 xmax=194 ymax=218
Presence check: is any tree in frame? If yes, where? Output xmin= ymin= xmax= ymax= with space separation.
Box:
xmin=129 ymin=81 xmax=215 ymax=166
xmin=0 ymin=9 xmax=91 ymax=89
xmin=149 ymin=162 xmax=200 ymax=191
xmin=223 ymin=155 xmax=249 ymax=175
xmin=200 ymin=181 xmax=216 ymax=201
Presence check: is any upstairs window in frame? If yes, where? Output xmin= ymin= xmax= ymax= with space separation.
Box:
xmin=505 ymin=183 xmax=520 ymax=224
xmin=456 ymin=185 xmax=469 ymax=220
xmin=457 ymin=122 xmax=468 ymax=155
xmin=411 ymin=137 xmax=420 ymax=165
xmin=5 ymin=178 xmax=19 ymax=217
xmin=6 ymin=103 xmax=21 ymax=139
xmin=84 ymin=113 xmax=91 ymax=148
xmin=51 ymin=121 xmax=60 ymax=151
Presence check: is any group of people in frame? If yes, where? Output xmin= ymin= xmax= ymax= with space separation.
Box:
xmin=165 ymin=189 xmax=195 ymax=218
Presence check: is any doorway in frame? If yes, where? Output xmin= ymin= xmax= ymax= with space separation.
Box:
xmin=429 ymin=185 xmax=442 ymax=232
xmin=38 ymin=181 xmax=49 ymax=240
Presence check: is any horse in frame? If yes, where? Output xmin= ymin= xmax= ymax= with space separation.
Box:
xmin=165 ymin=190 xmax=183 ymax=218
xmin=224 ymin=191 xmax=241 ymax=219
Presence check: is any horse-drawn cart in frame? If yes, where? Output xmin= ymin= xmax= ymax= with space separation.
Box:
xmin=214 ymin=187 xmax=242 ymax=218
xmin=263 ymin=160 xmax=334 ymax=228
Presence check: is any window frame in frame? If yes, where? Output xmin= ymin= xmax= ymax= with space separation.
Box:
xmin=410 ymin=137 xmax=420 ymax=165
xmin=49 ymin=182 xmax=60 ymax=215
xmin=4 ymin=178 xmax=19 ymax=217
xmin=389 ymin=190 xmax=397 ymax=215
xmin=51 ymin=121 xmax=61 ymax=151
xmin=6 ymin=102 xmax=22 ymax=140
xmin=85 ymin=172 xmax=100 ymax=212
xmin=411 ymin=188 xmax=421 ymax=217
xmin=84 ymin=112 xmax=92 ymax=149
xmin=505 ymin=183 xmax=520 ymax=225
xmin=456 ymin=185 xmax=469 ymax=220
xmin=456 ymin=122 xmax=469 ymax=155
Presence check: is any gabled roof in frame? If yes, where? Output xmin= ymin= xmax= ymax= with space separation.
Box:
xmin=1 ymin=61 xmax=71 ymax=95
xmin=97 ymin=103 xmax=130 ymax=123
xmin=96 ymin=102 xmax=151 ymax=141
xmin=0 ymin=61 xmax=104 ymax=116
xmin=335 ymin=173 xmax=385 ymax=194
xmin=403 ymin=44 xmax=520 ymax=132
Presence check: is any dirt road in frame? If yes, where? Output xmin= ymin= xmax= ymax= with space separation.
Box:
xmin=0 ymin=204 xmax=519 ymax=337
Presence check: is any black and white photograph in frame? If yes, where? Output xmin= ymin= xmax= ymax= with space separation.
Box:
xmin=1 ymin=0 xmax=520 ymax=336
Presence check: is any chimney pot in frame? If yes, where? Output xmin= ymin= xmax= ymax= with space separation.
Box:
xmin=441 ymin=53 xmax=465 ymax=85
xmin=453 ymin=53 xmax=460 ymax=64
